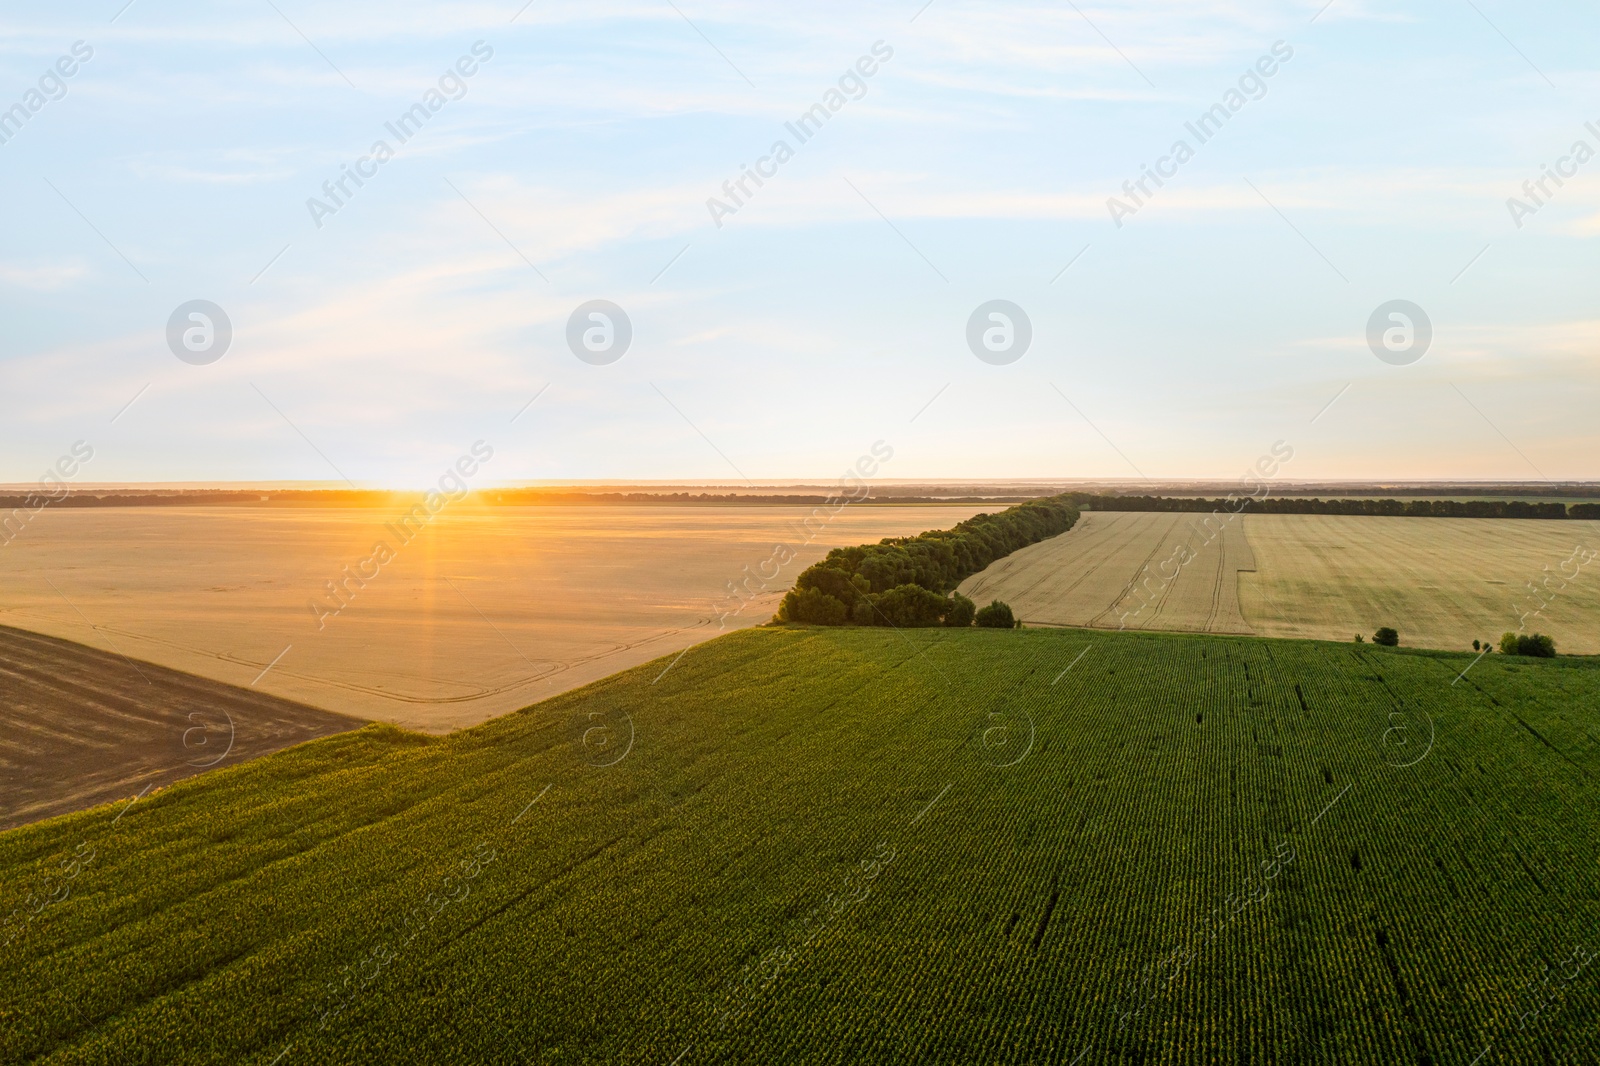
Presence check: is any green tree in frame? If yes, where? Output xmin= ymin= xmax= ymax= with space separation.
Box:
xmin=1372 ymin=627 xmax=1399 ymax=647
xmin=779 ymin=587 xmax=848 ymax=626
xmin=975 ymin=600 xmax=1017 ymax=629
xmin=873 ymin=584 xmax=949 ymax=627
xmin=1501 ymin=632 xmax=1556 ymax=657
xmin=944 ymin=592 xmax=976 ymax=628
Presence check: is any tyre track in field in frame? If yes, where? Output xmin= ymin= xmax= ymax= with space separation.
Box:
xmin=975 ymin=513 xmax=1146 ymax=628
xmin=1125 ymin=517 xmax=1249 ymax=636
xmin=966 ymin=512 xmax=1132 ymax=607
xmin=1010 ymin=513 xmax=1146 ymax=616
xmin=1204 ymin=519 xmax=1248 ymax=634
xmin=1203 ymin=530 xmax=1228 ymax=633
xmin=1120 ymin=538 xmax=1186 ymax=630
xmin=1134 ymin=517 xmax=1223 ymax=634
xmin=1088 ymin=513 xmax=1187 ymax=629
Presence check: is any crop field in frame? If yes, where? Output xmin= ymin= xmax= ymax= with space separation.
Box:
xmin=0 ymin=625 xmax=362 ymax=831
xmin=957 ymin=510 xmax=1255 ymax=633
xmin=0 ymin=503 xmax=983 ymax=733
xmin=957 ymin=511 xmax=1600 ymax=653
xmin=1240 ymin=514 xmax=1600 ymax=654
xmin=3 ymin=625 xmax=1597 ymax=1064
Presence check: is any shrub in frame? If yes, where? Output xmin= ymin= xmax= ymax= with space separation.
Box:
xmin=1354 ymin=634 xmax=1364 ymax=643
xmin=975 ymin=600 xmax=1017 ymax=629
xmin=944 ymin=592 xmax=976 ymax=628
xmin=1373 ymin=627 xmax=1399 ymax=647
xmin=1500 ymin=632 xmax=1556 ymax=658
xmin=1473 ymin=639 xmax=1481 ymax=651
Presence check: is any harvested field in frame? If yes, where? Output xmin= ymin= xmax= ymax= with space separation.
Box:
xmin=958 ymin=510 xmax=1255 ymax=633
xmin=0 ymin=504 xmax=984 ymax=732
xmin=0 ymin=625 xmax=360 ymax=831
xmin=958 ymin=511 xmax=1600 ymax=653
xmin=1240 ymin=514 xmax=1600 ymax=653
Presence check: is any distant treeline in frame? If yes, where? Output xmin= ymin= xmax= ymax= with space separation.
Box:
xmin=778 ymin=495 xmax=1080 ymax=627
xmin=8 ymin=488 xmax=1600 ymax=518
xmin=1076 ymin=494 xmax=1600 ymax=521
xmin=0 ymin=490 xmax=1030 ymax=510
xmin=478 ymin=491 xmax=1029 ymax=507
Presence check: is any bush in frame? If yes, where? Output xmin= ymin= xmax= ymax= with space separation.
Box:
xmin=1373 ymin=627 xmax=1399 ymax=647
xmin=975 ymin=600 xmax=1017 ymax=629
xmin=1500 ymin=632 xmax=1556 ymax=658
xmin=1473 ymin=639 xmax=1481 ymax=651
xmin=944 ymin=592 xmax=976 ymax=628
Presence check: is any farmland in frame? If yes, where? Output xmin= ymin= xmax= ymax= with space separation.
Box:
xmin=0 ymin=503 xmax=984 ymax=732
xmin=958 ymin=511 xmax=1254 ymax=633
xmin=2 ymin=625 xmax=1597 ymax=1063
xmin=957 ymin=511 xmax=1600 ymax=653
xmin=1240 ymin=514 xmax=1600 ymax=654
xmin=0 ymin=625 xmax=362 ymax=831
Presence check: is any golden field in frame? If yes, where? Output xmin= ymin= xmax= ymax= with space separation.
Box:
xmin=960 ymin=510 xmax=1600 ymax=653
xmin=0 ymin=503 xmax=985 ymax=732
xmin=958 ymin=511 xmax=1255 ymax=633
xmin=1239 ymin=513 xmax=1600 ymax=653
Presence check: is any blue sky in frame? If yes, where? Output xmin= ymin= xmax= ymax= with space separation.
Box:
xmin=2 ymin=0 xmax=1597 ymax=486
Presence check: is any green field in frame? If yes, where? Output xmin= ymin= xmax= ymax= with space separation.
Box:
xmin=3 ymin=627 xmax=1598 ymax=1064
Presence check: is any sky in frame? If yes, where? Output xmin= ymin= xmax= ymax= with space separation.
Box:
xmin=1 ymin=0 xmax=1598 ymax=487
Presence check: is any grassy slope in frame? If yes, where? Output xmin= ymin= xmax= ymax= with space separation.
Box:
xmin=2 ymin=628 xmax=1598 ymax=1065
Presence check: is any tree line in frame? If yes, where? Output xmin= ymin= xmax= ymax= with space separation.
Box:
xmin=1078 ymin=495 xmax=1599 ymax=520
xmin=777 ymin=496 xmax=1080 ymax=627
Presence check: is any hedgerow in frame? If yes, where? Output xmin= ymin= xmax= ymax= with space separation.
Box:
xmin=776 ymin=495 xmax=1079 ymax=626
